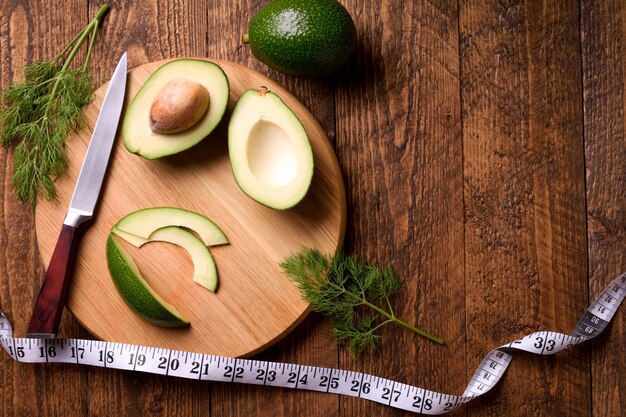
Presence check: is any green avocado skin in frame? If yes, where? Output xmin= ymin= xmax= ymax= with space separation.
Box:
xmin=248 ymin=0 xmax=357 ymax=77
xmin=106 ymin=235 xmax=188 ymax=328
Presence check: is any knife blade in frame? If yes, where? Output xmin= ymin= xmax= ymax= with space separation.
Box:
xmin=26 ymin=52 xmax=128 ymax=338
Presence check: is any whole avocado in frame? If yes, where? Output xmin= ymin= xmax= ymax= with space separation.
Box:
xmin=245 ymin=0 xmax=357 ymax=77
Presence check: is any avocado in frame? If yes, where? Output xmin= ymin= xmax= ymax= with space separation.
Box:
xmin=140 ymin=226 xmax=218 ymax=291
xmin=228 ymin=88 xmax=314 ymax=209
xmin=106 ymin=234 xmax=190 ymax=327
xmin=107 ymin=209 xmax=228 ymax=326
xmin=122 ymin=59 xmax=229 ymax=159
xmin=112 ymin=207 xmax=228 ymax=247
xmin=244 ymin=0 xmax=357 ymax=77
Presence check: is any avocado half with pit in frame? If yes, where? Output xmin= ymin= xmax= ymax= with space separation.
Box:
xmin=122 ymin=59 xmax=230 ymax=159
xmin=106 ymin=207 xmax=228 ymax=327
xmin=228 ymin=88 xmax=314 ymax=210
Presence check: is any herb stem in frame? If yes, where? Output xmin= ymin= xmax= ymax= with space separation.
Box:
xmin=361 ymin=298 xmax=445 ymax=345
xmin=327 ymin=279 xmax=444 ymax=345
xmin=45 ymin=4 xmax=109 ymax=118
xmin=53 ymin=3 xmax=109 ymax=64
xmin=385 ymin=296 xmax=395 ymax=317
xmin=83 ymin=4 xmax=109 ymax=72
xmin=370 ymin=319 xmax=394 ymax=333
xmin=63 ymin=6 xmax=109 ymax=72
xmin=82 ymin=20 xmax=99 ymax=72
xmin=53 ymin=26 xmax=88 ymax=63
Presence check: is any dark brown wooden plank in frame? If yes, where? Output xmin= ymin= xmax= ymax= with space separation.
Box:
xmin=460 ymin=1 xmax=590 ymax=415
xmin=335 ymin=1 xmax=466 ymax=415
xmin=0 ymin=1 xmax=91 ymax=416
xmin=208 ymin=1 xmax=338 ymax=416
xmin=580 ymin=1 xmax=626 ymax=416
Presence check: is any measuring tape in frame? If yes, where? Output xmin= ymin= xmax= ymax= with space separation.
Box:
xmin=1 ymin=272 xmax=624 ymax=415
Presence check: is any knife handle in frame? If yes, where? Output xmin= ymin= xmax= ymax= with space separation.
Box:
xmin=26 ymin=224 xmax=81 ymax=338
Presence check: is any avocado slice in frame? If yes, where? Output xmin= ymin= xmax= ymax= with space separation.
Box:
xmin=112 ymin=207 xmax=228 ymax=247
xmin=228 ymin=88 xmax=314 ymax=210
xmin=122 ymin=59 xmax=229 ymax=159
xmin=106 ymin=234 xmax=190 ymax=327
xmin=142 ymin=226 xmax=218 ymax=292
xmin=244 ymin=0 xmax=357 ymax=77
xmin=107 ymin=209 xmax=227 ymax=326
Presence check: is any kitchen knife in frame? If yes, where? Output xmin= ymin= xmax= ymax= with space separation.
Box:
xmin=26 ymin=52 xmax=128 ymax=338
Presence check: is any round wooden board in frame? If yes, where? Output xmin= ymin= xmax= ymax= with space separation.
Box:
xmin=35 ymin=59 xmax=346 ymax=358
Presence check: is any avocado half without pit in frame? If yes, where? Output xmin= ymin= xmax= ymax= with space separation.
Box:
xmin=228 ymin=88 xmax=314 ymax=210
xmin=122 ymin=59 xmax=230 ymax=159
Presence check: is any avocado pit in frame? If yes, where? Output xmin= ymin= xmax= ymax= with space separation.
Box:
xmin=149 ymin=78 xmax=210 ymax=134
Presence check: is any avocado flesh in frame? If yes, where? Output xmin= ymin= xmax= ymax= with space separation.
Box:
xmin=228 ymin=89 xmax=314 ymax=210
xmin=138 ymin=226 xmax=218 ymax=291
xmin=113 ymin=207 xmax=228 ymax=247
xmin=122 ymin=59 xmax=229 ymax=159
xmin=247 ymin=0 xmax=357 ymax=77
xmin=111 ymin=227 xmax=150 ymax=248
xmin=106 ymin=234 xmax=190 ymax=327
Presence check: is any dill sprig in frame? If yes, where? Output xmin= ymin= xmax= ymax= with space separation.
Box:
xmin=280 ymin=248 xmax=444 ymax=356
xmin=0 ymin=4 xmax=110 ymax=206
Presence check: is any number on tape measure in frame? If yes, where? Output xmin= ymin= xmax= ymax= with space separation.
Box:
xmin=1 ymin=272 xmax=624 ymax=415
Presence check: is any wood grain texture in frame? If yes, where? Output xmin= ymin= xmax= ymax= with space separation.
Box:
xmin=34 ymin=58 xmax=346 ymax=358
xmin=580 ymin=1 xmax=626 ymax=416
xmin=2 ymin=0 xmax=625 ymax=416
xmin=460 ymin=1 xmax=590 ymax=416
xmin=335 ymin=1 xmax=466 ymax=415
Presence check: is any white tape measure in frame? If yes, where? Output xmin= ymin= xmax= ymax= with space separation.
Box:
xmin=2 ymin=272 xmax=624 ymax=415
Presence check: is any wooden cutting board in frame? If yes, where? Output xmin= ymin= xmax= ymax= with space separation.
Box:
xmin=34 ymin=59 xmax=346 ymax=358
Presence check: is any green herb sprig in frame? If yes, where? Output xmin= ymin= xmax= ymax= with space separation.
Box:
xmin=0 ymin=4 xmax=110 ymax=206
xmin=280 ymin=248 xmax=444 ymax=356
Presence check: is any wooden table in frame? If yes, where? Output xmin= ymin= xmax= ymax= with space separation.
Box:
xmin=1 ymin=1 xmax=624 ymax=416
